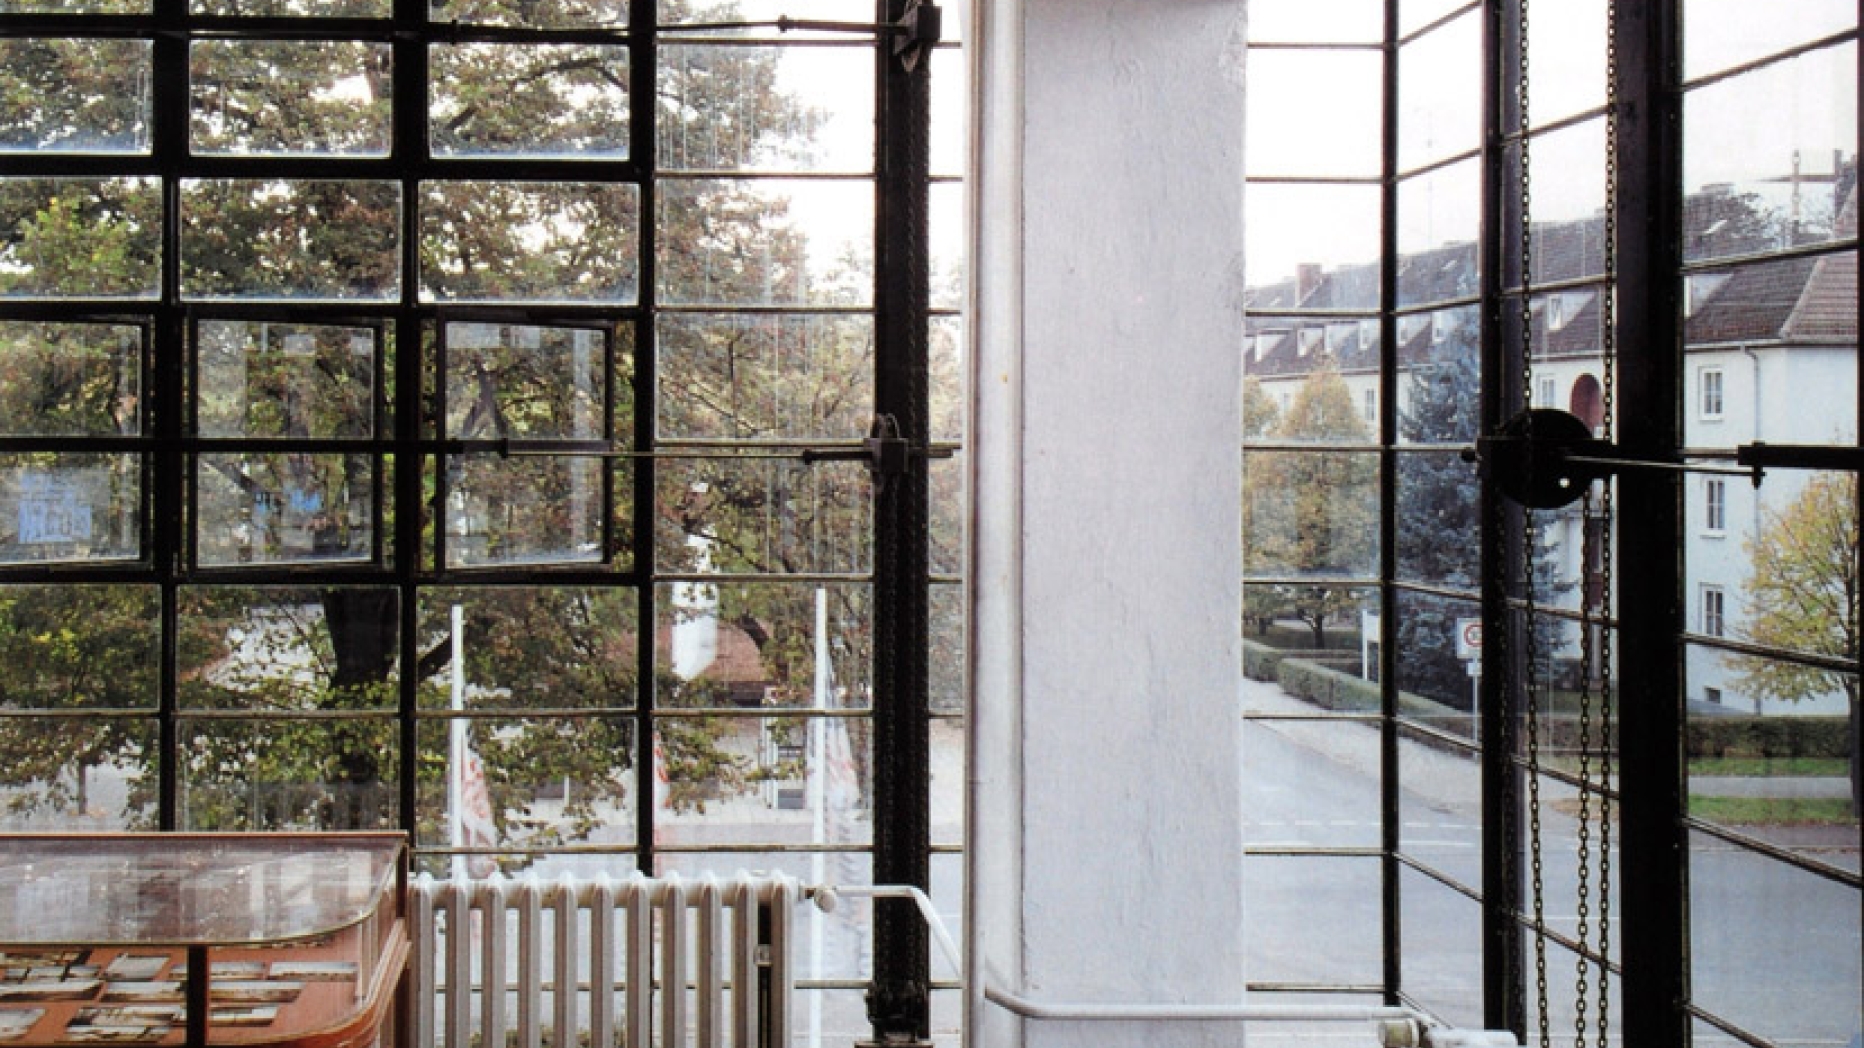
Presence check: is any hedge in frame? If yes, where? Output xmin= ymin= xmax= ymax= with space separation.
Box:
xmin=1685 ymin=715 xmax=1851 ymax=759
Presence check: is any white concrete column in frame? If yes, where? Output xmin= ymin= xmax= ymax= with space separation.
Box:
xmin=967 ymin=1 xmax=1249 ymax=1046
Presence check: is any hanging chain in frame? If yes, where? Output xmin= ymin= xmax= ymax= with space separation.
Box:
xmin=1593 ymin=0 xmax=1620 ymax=1041
xmin=1515 ymin=1 xmax=1553 ymax=1044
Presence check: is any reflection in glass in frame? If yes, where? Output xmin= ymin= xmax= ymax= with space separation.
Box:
xmin=1245 ymin=451 xmax=1380 ymax=579
xmin=181 ymin=718 xmax=398 ymax=831
xmin=0 ymin=454 xmax=140 ymax=564
xmin=444 ymin=323 xmax=606 ymax=441
xmin=1684 ymin=44 xmax=1856 ymax=264
xmin=414 ymin=717 xmax=637 ymax=850
xmin=657 ymin=180 xmax=872 ymax=307
xmin=197 ymin=321 xmax=375 ymax=439
xmin=418 ymin=588 xmax=637 ymax=711
xmin=0 ymin=586 xmax=159 ymax=710
xmin=1397 ymin=9 xmax=1480 ymax=171
xmin=0 ymin=716 xmax=155 ymax=829
xmin=197 ymin=454 xmax=373 ymax=566
xmin=656 ymin=458 xmax=870 ymax=576
xmin=191 ymin=41 xmax=391 ymax=157
xmin=442 ymin=455 xmax=606 ymax=567
xmin=1690 ymin=830 xmax=1860 ymax=1046
xmin=1249 ymin=49 xmax=1381 ymax=179
xmin=431 ymin=44 xmax=628 ymax=159
xmin=420 ymin=182 xmax=638 ymax=304
xmin=0 ymin=322 xmax=141 ymax=438
xmin=658 ymin=46 xmax=867 ymax=173
xmin=181 ymin=180 xmax=400 ymax=302
xmin=657 ymin=313 xmax=873 ymax=440
xmin=0 ymin=179 xmax=161 ymax=300
xmin=1245 ymin=183 xmax=1381 ymax=302
xmin=0 ymin=39 xmax=151 ymax=154
xmin=655 ymin=581 xmax=871 ymax=711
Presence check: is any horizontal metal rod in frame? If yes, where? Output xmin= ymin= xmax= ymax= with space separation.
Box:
xmin=983 ymin=985 xmax=1426 ymax=1025
xmin=1562 ymin=454 xmax=1759 ymax=478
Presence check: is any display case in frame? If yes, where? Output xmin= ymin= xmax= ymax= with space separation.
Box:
xmin=0 ymin=834 xmax=407 ymax=1048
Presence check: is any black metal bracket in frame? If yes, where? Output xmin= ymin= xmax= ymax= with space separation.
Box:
xmin=669 ymin=1 xmax=942 ymax=70
xmin=1467 ymin=408 xmax=1764 ymax=510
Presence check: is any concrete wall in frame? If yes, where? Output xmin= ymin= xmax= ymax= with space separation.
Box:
xmin=968 ymin=1 xmax=1251 ymax=1045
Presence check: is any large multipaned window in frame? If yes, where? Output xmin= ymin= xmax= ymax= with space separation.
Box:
xmin=1245 ymin=1 xmax=1859 ymax=1044
xmin=0 ymin=0 xmax=962 ymax=1042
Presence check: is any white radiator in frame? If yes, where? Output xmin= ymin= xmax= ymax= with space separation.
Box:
xmin=410 ymin=872 xmax=802 ymax=1048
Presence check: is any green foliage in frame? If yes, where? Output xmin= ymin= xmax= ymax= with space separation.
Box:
xmin=1684 ymin=715 xmax=1851 ymax=761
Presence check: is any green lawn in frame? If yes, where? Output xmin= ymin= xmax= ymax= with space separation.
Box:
xmin=1688 ymin=757 xmax=1851 ymax=777
xmin=1687 ymin=796 xmax=1858 ymax=826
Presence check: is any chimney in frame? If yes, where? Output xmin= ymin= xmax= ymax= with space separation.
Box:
xmin=1296 ymin=263 xmax=1323 ymax=304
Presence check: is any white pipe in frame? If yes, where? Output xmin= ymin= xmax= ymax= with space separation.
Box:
xmin=810 ymin=883 xmax=963 ymax=976
xmin=982 ymin=984 xmax=1426 ymax=1025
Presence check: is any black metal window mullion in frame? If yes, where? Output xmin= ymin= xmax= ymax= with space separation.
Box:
xmin=151 ymin=0 xmax=189 ymax=832
xmin=630 ymin=0 xmax=659 ymax=876
xmin=1377 ymin=0 xmax=1404 ymax=1011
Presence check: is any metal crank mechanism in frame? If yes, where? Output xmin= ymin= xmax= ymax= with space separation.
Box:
xmin=1461 ymin=408 xmax=1864 ymax=511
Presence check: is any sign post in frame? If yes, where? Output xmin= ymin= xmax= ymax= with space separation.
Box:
xmin=1456 ymin=618 xmax=1483 ymax=711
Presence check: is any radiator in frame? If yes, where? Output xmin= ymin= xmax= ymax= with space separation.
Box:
xmin=410 ymin=872 xmax=803 ymax=1048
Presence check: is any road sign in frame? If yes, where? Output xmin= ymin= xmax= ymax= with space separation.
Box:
xmin=1455 ymin=618 xmax=1482 ymax=660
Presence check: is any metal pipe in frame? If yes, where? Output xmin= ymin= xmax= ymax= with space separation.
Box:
xmin=981 ymin=985 xmax=1426 ymax=1025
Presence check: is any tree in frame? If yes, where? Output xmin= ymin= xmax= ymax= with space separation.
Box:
xmin=0 ymin=0 xmax=880 ymax=856
xmin=1730 ymin=473 xmax=1860 ymax=815
xmin=1244 ymin=360 xmax=1376 ymax=648
xmin=1394 ymin=342 xmax=1482 ymax=705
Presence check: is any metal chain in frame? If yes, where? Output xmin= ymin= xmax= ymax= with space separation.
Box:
xmin=1594 ymin=0 xmax=1620 ymax=1040
xmin=1515 ymin=1 xmax=1552 ymax=1044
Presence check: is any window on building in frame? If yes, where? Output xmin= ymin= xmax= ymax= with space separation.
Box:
xmin=1364 ymin=388 xmax=1377 ymax=423
xmin=1700 ymin=366 xmax=1726 ymax=419
xmin=1702 ymin=585 xmax=1726 ymax=638
xmin=1537 ymin=376 xmax=1557 ymax=408
xmin=1705 ymin=686 xmax=1723 ymax=705
xmin=1704 ymin=477 xmax=1726 ymax=534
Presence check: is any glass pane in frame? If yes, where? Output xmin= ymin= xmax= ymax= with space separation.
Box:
xmin=656 ymin=0 xmax=865 ymax=38
xmin=929 ymin=581 xmax=963 ymax=714
xmin=1245 ymin=317 xmax=1374 ymax=437
xmin=1394 ymin=591 xmax=1483 ymax=729
xmin=180 ymin=718 xmax=398 ymax=831
xmin=656 ymin=458 xmax=870 ymax=575
xmin=1245 ymin=451 xmax=1380 ymax=576
xmin=1249 ymin=49 xmax=1381 ymax=179
xmin=1398 ymin=867 xmax=1484 ymax=1031
xmin=930 ymin=46 xmax=965 ymax=179
xmin=1245 ymin=184 xmax=1381 ymax=307
xmin=1246 ymin=855 xmax=1381 ymax=985
xmin=1690 ymin=830 xmax=1861 ymax=1046
xmin=1398 ymin=724 xmax=1481 ymax=884
xmin=191 ymin=41 xmax=391 ymax=157
xmin=1523 ymin=0 xmax=1608 ymax=129
xmin=1524 ymin=120 xmax=1610 ymax=285
xmin=0 ymin=586 xmax=159 ymax=710
xmin=416 ymin=716 xmax=636 ymax=851
xmin=443 ymin=323 xmax=607 ymax=441
xmin=0 ymin=454 xmax=139 ymax=563
xmin=0 ymin=39 xmax=151 ymax=154
xmin=433 ymin=0 xmax=624 ymax=29
xmin=1517 ymin=940 xmax=1624 ymax=1048
xmin=0 ymin=716 xmax=156 ymax=830
xmin=930 ymin=314 xmax=964 ymax=444
xmin=197 ymin=321 xmax=376 ymax=439
xmin=178 ymin=587 xmax=398 ymax=711
xmin=1396 ymin=309 xmax=1480 ymax=446
xmin=0 ymin=178 xmax=161 ymax=300
xmin=441 ymin=455 xmax=608 ymax=567
xmin=197 ymin=453 xmax=374 ymax=565
xmin=1398 ymin=9 xmax=1481 ymax=170
xmin=417 ymin=588 xmax=638 ymax=711
xmin=1401 ymin=0 xmax=1467 ymax=36
xmin=655 ymin=581 xmax=871 ymax=711
xmin=1397 ymin=159 xmax=1481 ymax=306
xmin=1242 ymin=584 xmax=1378 ymax=711
xmin=657 ymin=179 xmax=872 ymax=306
xmin=1242 ymin=717 xmax=1379 ymax=849
xmin=181 ymin=180 xmax=400 ymax=302
xmin=431 ymin=44 xmax=628 ymax=160
xmin=1689 ymin=646 xmax=1857 ymax=847
xmin=0 ymin=0 xmax=146 ymax=11
xmin=0 ymin=321 xmax=141 ymax=437
xmin=1250 ymin=0 xmax=1382 ymax=43
xmin=658 ymin=45 xmax=870 ymax=173
xmin=652 ymin=714 xmax=873 ymax=849
xmin=930 ymin=451 xmax=962 ymax=577
xmin=1525 ymin=768 xmax=1620 ymax=957
xmin=1684 ymin=44 xmax=1857 ymax=264
xmin=930 ymin=180 xmax=963 ymax=312
xmin=1685 ymin=261 xmax=1857 ymax=449
xmin=657 ymin=313 xmax=874 ymax=441
xmin=420 ymin=182 xmax=638 ymax=304
xmin=1685 ymin=0 xmax=1856 ymax=80
xmin=193 ymin=0 xmax=388 ymax=16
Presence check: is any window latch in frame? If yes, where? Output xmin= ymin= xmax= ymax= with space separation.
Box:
xmin=671 ymin=2 xmax=942 ymax=70
xmin=1468 ymin=408 xmax=1760 ymax=509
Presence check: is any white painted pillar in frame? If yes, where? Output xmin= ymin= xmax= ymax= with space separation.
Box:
xmin=967 ymin=2 xmax=1250 ymax=1046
